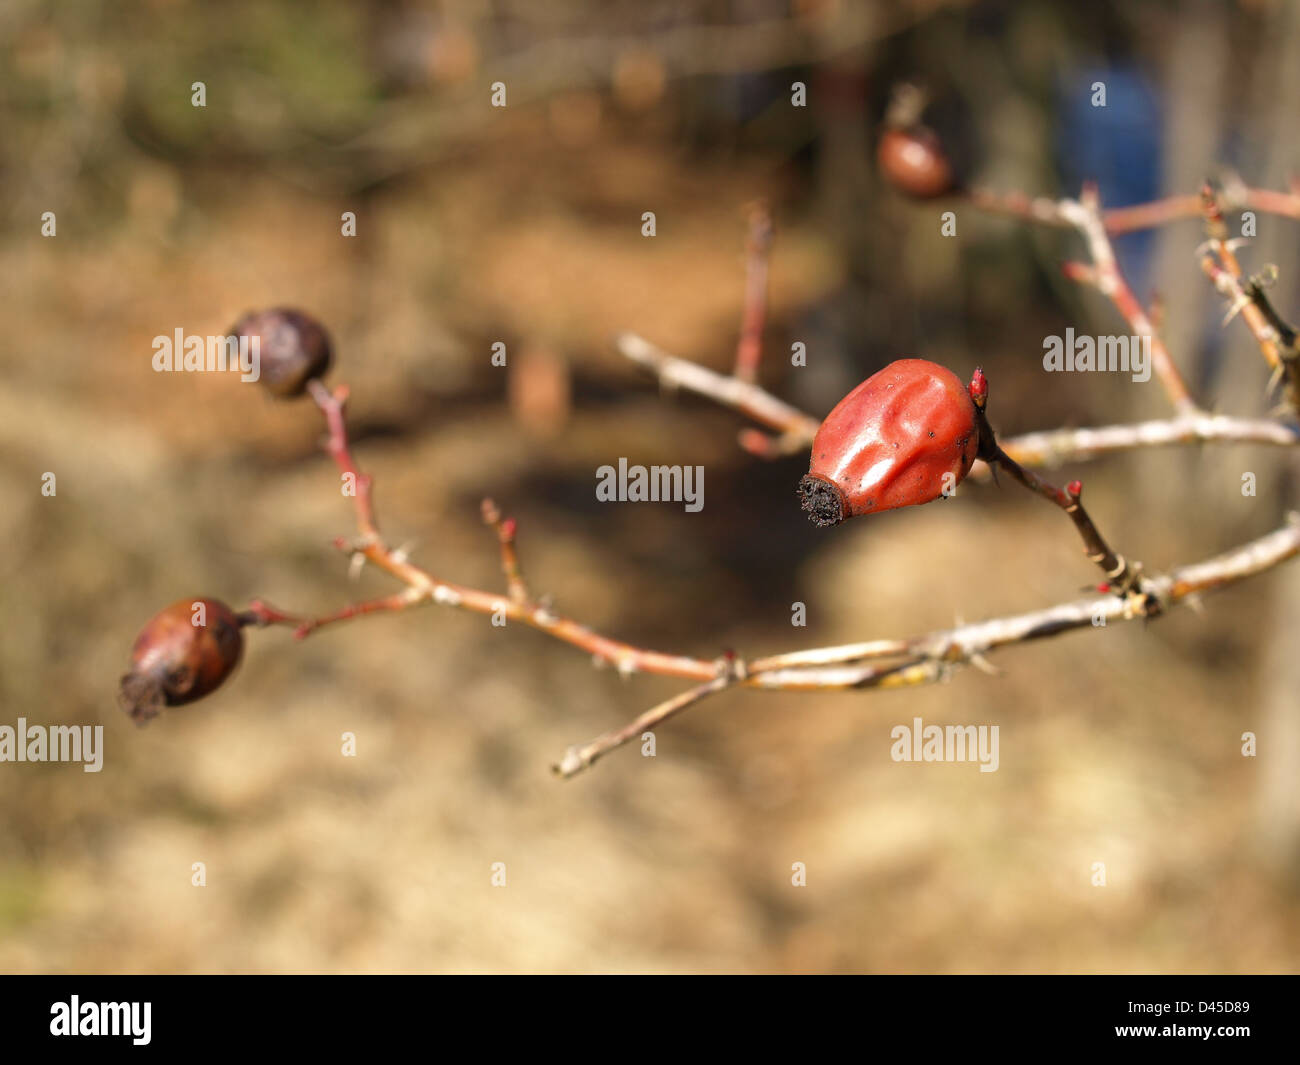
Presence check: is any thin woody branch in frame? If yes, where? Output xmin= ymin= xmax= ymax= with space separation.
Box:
xmin=965 ymin=187 xmax=1074 ymax=228
xmin=987 ymin=415 xmax=1299 ymax=468
xmin=617 ymin=330 xmax=1298 ymax=467
xmin=967 ymin=180 xmax=1300 ymax=416
xmin=481 ymin=499 xmax=530 ymax=605
xmin=1057 ymin=185 xmax=1198 ymax=415
xmin=967 ymin=186 xmax=1207 ymax=234
xmin=257 ymin=353 xmax=1200 ymax=782
xmin=971 ymin=179 xmax=1300 ymax=234
xmin=748 ymin=637 xmax=912 ymax=673
xmin=762 ymin=517 xmax=1300 ymax=674
xmin=255 ymin=544 xmax=724 ymax=681
xmin=1198 ymin=187 xmax=1283 ymax=366
xmin=553 ymin=676 xmax=735 ymax=778
xmin=223 ymin=177 xmax=1300 ymax=783
xmin=1198 ymin=259 xmax=1300 ymax=414
xmin=553 ymin=515 xmax=1300 ymax=777
xmin=997 ymin=453 xmax=1146 ymax=596
xmin=1101 ymin=194 xmax=1204 ymax=234
xmin=306 ymin=379 xmax=378 ymax=542
xmin=252 ymin=381 xmax=725 ymax=681
xmin=733 ymin=202 xmax=773 ymax=383
xmin=1197 ymin=185 xmax=1300 ymax=412
xmin=616 ymin=330 xmax=822 ymax=447
xmin=969 ymin=373 xmax=1148 ymax=598
xmin=1244 ymin=274 xmax=1299 ymax=352
xmin=764 ymin=516 xmax=1300 ymax=676
xmin=1231 ymin=175 xmax=1300 ymax=225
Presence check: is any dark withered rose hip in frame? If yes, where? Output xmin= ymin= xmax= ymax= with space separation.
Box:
xmin=799 ymin=359 xmax=980 ymax=527
xmin=877 ymin=126 xmax=954 ymax=200
xmin=231 ymin=308 xmax=332 ymax=397
xmin=118 ymin=598 xmax=245 ymax=724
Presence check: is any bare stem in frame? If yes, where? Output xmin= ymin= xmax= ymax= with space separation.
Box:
xmin=1101 ymin=194 xmax=1203 ymax=234
xmin=969 ymin=181 xmax=1300 ymax=234
xmin=554 ymin=516 xmax=1300 ymax=777
xmin=991 ymin=445 xmax=1146 ymax=596
xmin=617 ymin=331 xmax=822 ymax=444
xmin=1197 ymin=185 xmax=1300 ymax=412
xmin=733 ymin=202 xmax=773 ymax=383
xmin=254 ymin=383 xmax=727 ymax=681
xmin=619 ymin=331 xmax=1297 ymax=469
xmin=481 ymin=499 xmax=530 ymax=605
xmin=248 ymin=178 xmax=1300 ymax=780
xmin=970 ymin=371 xmax=1148 ymax=598
xmin=553 ymin=675 xmax=736 ymax=778
xmin=1058 ymin=185 xmax=1198 ymax=415
xmin=988 ymin=415 xmax=1298 ymax=469
xmin=307 ymin=379 xmax=379 ymax=541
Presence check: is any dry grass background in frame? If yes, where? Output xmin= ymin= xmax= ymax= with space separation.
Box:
xmin=1 ymin=0 xmax=1299 ymax=973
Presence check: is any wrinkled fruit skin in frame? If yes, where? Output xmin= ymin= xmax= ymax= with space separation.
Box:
xmin=118 ymin=598 xmax=245 ymax=724
xmin=877 ymin=127 xmax=954 ymax=200
xmin=799 ymin=359 xmax=979 ymax=527
xmin=231 ymin=308 xmax=333 ymax=398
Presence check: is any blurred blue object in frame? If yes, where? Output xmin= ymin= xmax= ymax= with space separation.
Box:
xmin=1056 ymin=65 xmax=1161 ymax=290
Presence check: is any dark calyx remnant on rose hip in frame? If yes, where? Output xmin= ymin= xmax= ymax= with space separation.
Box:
xmin=797 ymin=474 xmax=848 ymax=527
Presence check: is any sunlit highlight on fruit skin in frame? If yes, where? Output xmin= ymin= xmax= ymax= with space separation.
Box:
xmin=798 ymin=359 xmax=980 ymax=527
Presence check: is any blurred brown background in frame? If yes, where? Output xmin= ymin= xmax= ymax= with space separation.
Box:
xmin=1 ymin=0 xmax=1299 ymax=973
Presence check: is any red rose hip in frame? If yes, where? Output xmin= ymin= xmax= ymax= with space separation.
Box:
xmin=798 ymin=359 xmax=979 ymax=526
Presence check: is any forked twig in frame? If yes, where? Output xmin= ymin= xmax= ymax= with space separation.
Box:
xmin=241 ymin=179 xmax=1300 ymax=779
xmin=554 ymin=516 xmax=1300 ymax=776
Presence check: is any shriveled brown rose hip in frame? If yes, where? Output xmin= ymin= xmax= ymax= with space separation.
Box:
xmin=877 ymin=82 xmax=957 ymax=200
xmin=877 ymin=126 xmax=955 ymax=200
xmin=231 ymin=308 xmax=333 ymax=398
xmin=118 ymin=598 xmax=245 ymax=724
